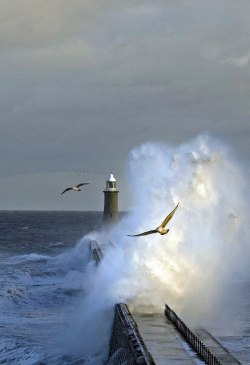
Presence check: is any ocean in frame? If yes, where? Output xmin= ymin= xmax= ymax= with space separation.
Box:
xmin=0 ymin=210 xmax=249 ymax=364
xmin=0 ymin=211 xmax=102 ymax=365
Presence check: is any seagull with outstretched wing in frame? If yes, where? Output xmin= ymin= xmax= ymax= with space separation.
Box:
xmin=61 ymin=183 xmax=90 ymax=195
xmin=127 ymin=202 xmax=179 ymax=237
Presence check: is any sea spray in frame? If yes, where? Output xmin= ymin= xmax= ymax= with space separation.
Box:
xmin=117 ymin=135 xmax=249 ymax=320
xmin=62 ymin=134 xmax=249 ymax=360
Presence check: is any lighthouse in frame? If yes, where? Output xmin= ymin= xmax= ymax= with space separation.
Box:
xmin=103 ymin=173 xmax=119 ymax=224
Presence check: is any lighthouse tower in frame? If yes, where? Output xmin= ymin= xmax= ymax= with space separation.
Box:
xmin=103 ymin=173 xmax=119 ymax=224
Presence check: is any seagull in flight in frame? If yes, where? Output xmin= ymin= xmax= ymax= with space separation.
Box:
xmin=61 ymin=183 xmax=90 ymax=195
xmin=127 ymin=203 xmax=179 ymax=237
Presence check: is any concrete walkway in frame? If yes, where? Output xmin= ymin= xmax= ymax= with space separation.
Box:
xmin=133 ymin=313 xmax=202 ymax=365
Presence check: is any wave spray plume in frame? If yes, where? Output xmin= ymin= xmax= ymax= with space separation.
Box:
xmin=61 ymin=134 xmax=250 ymax=360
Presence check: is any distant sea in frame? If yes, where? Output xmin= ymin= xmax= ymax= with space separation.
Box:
xmin=0 ymin=211 xmax=249 ymax=364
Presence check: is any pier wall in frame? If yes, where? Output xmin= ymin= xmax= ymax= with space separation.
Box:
xmin=108 ymin=303 xmax=155 ymax=365
xmin=89 ymin=240 xmax=155 ymax=365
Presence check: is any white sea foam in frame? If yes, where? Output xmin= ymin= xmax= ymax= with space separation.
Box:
xmin=12 ymin=253 xmax=51 ymax=263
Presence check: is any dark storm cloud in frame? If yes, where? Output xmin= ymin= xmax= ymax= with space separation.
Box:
xmin=0 ymin=0 xmax=249 ymax=209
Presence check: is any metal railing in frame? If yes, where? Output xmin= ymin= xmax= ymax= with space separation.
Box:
xmin=164 ymin=304 xmax=222 ymax=365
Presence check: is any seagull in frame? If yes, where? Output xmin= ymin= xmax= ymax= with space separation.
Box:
xmin=61 ymin=183 xmax=90 ymax=195
xmin=127 ymin=202 xmax=179 ymax=237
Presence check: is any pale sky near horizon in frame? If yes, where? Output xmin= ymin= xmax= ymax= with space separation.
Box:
xmin=0 ymin=1 xmax=250 ymax=210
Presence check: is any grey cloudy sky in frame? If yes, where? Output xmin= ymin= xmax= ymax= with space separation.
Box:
xmin=0 ymin=0 xmax=250 ymax=210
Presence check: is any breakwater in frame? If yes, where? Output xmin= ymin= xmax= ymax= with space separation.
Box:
xmin=89 ymin=240 xmax=241 ymax=365
xmin=90 ymin=240 xmax=103 ymax=264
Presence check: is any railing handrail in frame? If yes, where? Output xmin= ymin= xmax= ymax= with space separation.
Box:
xmin=165 ymin=304 xmax=223 ymax=365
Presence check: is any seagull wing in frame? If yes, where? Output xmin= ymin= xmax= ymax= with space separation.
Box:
xmin=61 ymin=187 xmax=73 ymax=195
xmin=160 ymin=202 xmax=179 ymax=228
xmin=75 ymin=183 xmax=90 ymax=188
xmin=127 ymin=229 xmax=157 ymax=237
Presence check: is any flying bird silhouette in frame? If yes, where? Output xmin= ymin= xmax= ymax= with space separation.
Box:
xmin=61 ymin=183 xmax=90 ymax=195
xmin=127 ymin=202 xmax=179 ymax=237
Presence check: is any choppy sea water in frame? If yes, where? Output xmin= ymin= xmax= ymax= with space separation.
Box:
xmin=0 ymin=211 xmax=102 ymax=365
xmin=0 ymin=211 xmax=249 ymax=364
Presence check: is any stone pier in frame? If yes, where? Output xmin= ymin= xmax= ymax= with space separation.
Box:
xmin=89 ymin=240 xmax=241 ymax=365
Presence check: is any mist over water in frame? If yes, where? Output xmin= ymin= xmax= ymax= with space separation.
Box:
xmin=63 ymin=134 xmax=250 ymax=360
